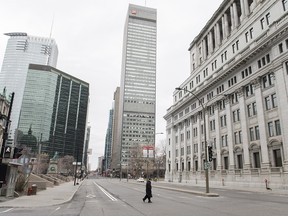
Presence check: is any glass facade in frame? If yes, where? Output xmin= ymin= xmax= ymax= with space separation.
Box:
xmin=17 ymin=64 xmax=89 ymax=159
xmin=0 ymin=32 xmax=58 ymax=145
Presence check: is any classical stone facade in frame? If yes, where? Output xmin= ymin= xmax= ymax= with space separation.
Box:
xmin=164 ymin=0 xmax=288 ymax=189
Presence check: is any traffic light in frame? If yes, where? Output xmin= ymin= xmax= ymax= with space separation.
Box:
xmin=4 ymin=146 xmax=12 ymax=158
xmin=208 ymin=146 xmax=213 ymax=162
xmin=13 ymin=147 xmax=23 ymax=159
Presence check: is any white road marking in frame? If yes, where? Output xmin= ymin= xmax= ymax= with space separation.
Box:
xmin=0 ymin=208 xmax=13 ymax=214
xmin=93 ymin=182 xmax=117 ymax=201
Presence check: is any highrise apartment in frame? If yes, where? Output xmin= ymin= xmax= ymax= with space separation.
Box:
xmin=117 ymin=5 xmax=157 ymax=170
xmin=165 ymin=0 xmax=288 ymax=188
xmin=17 ymin=64 xmax=89 ymax=159
xmin=0 ymin=32 xmax=58 ymax=145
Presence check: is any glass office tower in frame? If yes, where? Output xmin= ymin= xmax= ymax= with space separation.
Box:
xmin=118 ymin=5 xmax=157 ymax=166
xmin=17 ymin=64 xmax=89 ymax=159
xmin=0 ymin=32 xmax=58 ymax=145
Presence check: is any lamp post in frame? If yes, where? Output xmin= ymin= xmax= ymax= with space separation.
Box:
xmin=175 ymin=87 xmax=210 ymax=193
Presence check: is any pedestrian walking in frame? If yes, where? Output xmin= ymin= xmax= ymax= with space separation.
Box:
xmin=142 ymin=179 xmax=152 ymax=203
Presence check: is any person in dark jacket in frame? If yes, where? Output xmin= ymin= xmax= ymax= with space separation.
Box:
xmin=142 ymin=179 xmax=152 ymax=203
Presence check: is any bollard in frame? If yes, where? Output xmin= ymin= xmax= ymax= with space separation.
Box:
xmin=222 ymin=178 xmax=225 ymax=186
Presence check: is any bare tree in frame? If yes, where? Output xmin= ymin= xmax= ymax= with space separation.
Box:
xmin=58 ymin=155 xmax=74 ymax=176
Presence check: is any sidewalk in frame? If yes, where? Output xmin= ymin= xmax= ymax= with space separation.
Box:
xmin=0 ymin=181 xmax=82 ymax=208
xmin=152 ymin=180 xmax=288 ymax=196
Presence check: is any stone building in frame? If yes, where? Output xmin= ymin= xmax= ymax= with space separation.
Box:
xmin=164 ymin=0 xmax=288 ymax=188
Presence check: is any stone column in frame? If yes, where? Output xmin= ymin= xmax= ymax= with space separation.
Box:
xmin=214 ymin=104 xmax=222 ymax=170
xmin=215 ymin=24 xmax=220 ymax=48
xmin=221 ymin=16 xmax=226 ymax=40
xmin=189 ymin=116 xmax=194 ymax=172
xmin=208 ymin=32 xmax=213 ymax=55
xmin=230 ymin=5 xmax=235 ymax=31
xmin=183 ymin=120 xmax=187 ymax=173
xmin=170 ymin=125 xmax=176 ymax=181
xmin=237 ymin=88 xmax=251 ymax=169
xmin=224 ymin=13 xmax=229 ymax=37
xmin=240 ymin=0 xmax=249 ymax=20
xmin=225 ymin=96 xmax=235 ymax=171
xmin=253 ymin=78 xmax=270 ymax=169
xmin=196 ymin=114 xmax=202 ymax=171
xmin=273 ymin=66 xmax=288 ymax=174
xmin=202 ymin=39 xmax=206 ymax=61
xmin=233 ymin=2 xmax=239 ymax=27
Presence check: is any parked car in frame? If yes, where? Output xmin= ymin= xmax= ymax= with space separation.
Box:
xmin=137 ymin=177 xmax=145 ymax=182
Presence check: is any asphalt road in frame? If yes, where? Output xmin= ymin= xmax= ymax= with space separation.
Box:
xmin=1 ymin=177 xmax=288 ymax=216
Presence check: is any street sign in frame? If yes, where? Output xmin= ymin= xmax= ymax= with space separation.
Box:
xmin=204 ymin=161 xmax=211 ymax=170
xmin=143 ymin=146 xmax=154 ymax=158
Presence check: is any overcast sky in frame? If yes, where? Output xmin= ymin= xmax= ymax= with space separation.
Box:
xmin=0 ymin=0 xmax=223 ymax=170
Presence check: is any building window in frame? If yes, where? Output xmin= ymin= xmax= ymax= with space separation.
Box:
xmin=266 ymin=13 xmax=270 ymax=25
xmin=258 ymin=54 xmax=270 ymax=69
xmin=175 ymin=136 xmax=178 ymax=144
xmin=234 ymin=132 xmax=238 ymax=144
xmin=188 ymin=161 xmax=191 ymax=171
xmin=181 ymin=147 xmax=184 ymax=156
xmin=275 ymin=120 xmax=281 ymax=135
xmin=219 ymin=99 xmax=226 ymax=110
xmin=271 ymin=93 xmax=277 ymax=108
xmin=176 ymin=149 xmax=179 ymax=157
xmin=232 ymin=40 xmax=239 ymax=53
xmin=239 ymin=131 xmax=243 ymax=143
xmin=224 ymin=156 xmax=229 ymax=169
xmin=283 ymin=0 xmax=288 ymax=11
xmin=273 ymin=149 xmax=282 ymax=167
xmin=262 ymin=73 xmax=274 ymax=88
xmin=279 ymin=43 xmax=284 ymax=53
xmin=265 ymin=96 xmax=271 ymax=110
xmin=255 ymin=126 xmax=260 ymax=140
xmin=187 ymin=146 xmax=191 ymax=154
xmin=268 ymin=122 xmax=274 ymax=137
xmin=265 ymin=94 xmax=277 ymax=110
xmin=210 ymin=119 xmax=215 ymax=131
xmin=245 ymin=84 xmax=254 ymax=97
xmin=249 ymin=127 xmax=255 ymax=141
xmin=254 ymin=152 xmax=261 ymax=168
xmin=237 ymin=154 xmax=243 ymax=169
xmin=186 ymin=130 xmax=191 ymax=140
xmin=194 ymin=143 xmax=198 ymax=153
xmin=241 ymin=66 xmax=253 ymax=79
xmin=232 ymin=109 xmax=240 ymax=122
xmin=245 ymin=28 xmax=253 ymax=42
xmin=220 ymin=115 xmax=227 ymax=127
xmin=231 ymin=93 xmax=238 ymax=104
xmin=221 ymin=135 xmax=228 ymax=147
xmin=228 ymin=76 xmax=237 ymax=87
xmin=180 ymin=133 xmax=184 ymax=142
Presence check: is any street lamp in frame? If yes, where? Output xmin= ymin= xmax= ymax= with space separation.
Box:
xmin=175 ymin=87 xmax=210 ymax=193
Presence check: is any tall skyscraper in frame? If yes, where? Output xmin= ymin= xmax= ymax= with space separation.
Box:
xmin=0 ymin=32 xmax=58 ymax=145
xmin=104 ymin=109 xmax=114 ymax=172
xmin=117 ymin=5 xmax=157 ymax=169
xmin=17 ymin=64 xmax=89 ymax=159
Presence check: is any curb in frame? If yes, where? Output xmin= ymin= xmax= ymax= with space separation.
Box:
xmin=153 ymin=185 xmax=219 ymax=197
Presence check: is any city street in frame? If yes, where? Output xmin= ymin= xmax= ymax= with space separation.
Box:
xmin=0 ymin=177 xmax=288 ymax=216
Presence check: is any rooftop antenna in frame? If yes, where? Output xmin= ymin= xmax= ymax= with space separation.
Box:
xmin=47 ymin=13 xmax=55 ymax=65
xmin=49 ymin=13 xmax=55 ymax=40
